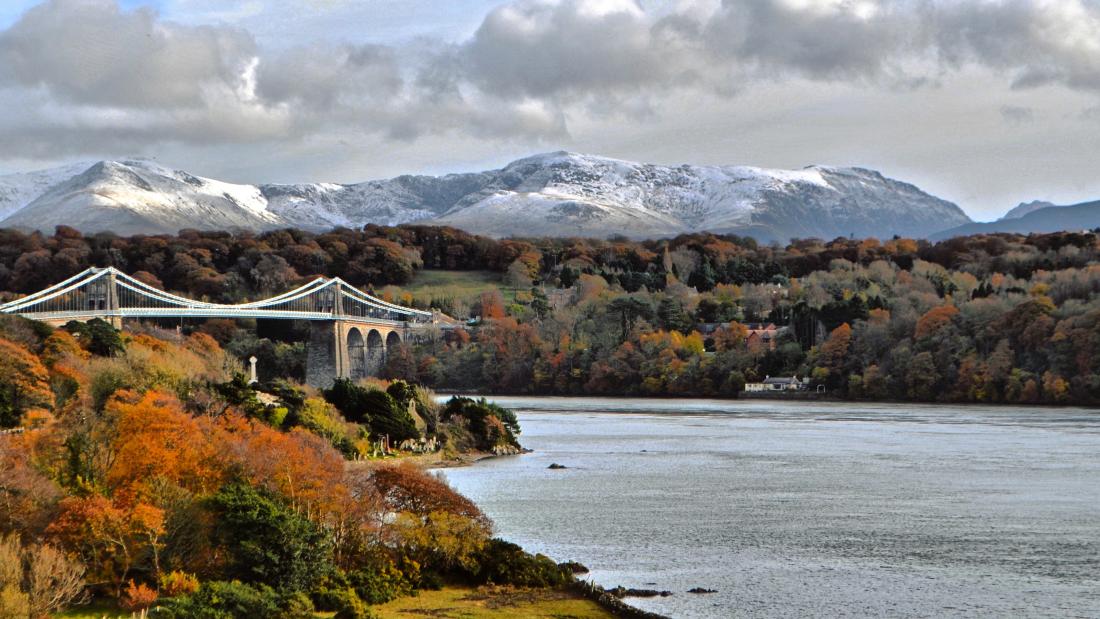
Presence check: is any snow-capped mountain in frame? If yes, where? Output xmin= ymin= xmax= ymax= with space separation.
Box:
xmin=425 ymin=152 xmax=970 ymax=240
xmin=3 ymin=160 xmax=282 ymax=236
xmin=0 ymin=161 xmax=95 ymax=220
xmin=0 ymin=152 xmax=973 ymax=240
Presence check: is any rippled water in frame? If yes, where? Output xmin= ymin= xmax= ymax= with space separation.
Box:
xmin=436 ymin=397 xmax=1100 ymax=618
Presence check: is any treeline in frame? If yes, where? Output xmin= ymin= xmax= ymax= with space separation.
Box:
xmin=0 ymin=317 xmax=565 ymax=618
xmin=1 ymin=225 xmax=1099 ymax=405
xmin=384 ymin=230 xmax=1100 ymax=406
xmin=2 ymin=224 xmax=1096 ymax=302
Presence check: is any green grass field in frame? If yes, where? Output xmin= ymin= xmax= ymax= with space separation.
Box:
xmin=54 ymin=586 xmax=610 ymax=619
xmin=373 ymin=585 xmax=613 ymax=619
xmin=385 ymin=269 xmax=525 ymax=309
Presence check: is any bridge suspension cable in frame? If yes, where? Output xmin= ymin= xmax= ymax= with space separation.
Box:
xmin=0 ymin=266 xmax=432 ymax=324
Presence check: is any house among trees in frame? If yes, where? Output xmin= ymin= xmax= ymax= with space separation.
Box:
xmin=745 ymin=323 xmax=782 ymax=351
xmin=745 ymin=375 xmax=807 ymax=392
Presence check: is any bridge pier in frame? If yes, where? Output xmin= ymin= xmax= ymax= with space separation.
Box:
xmin=305 ymin=320 xmax=406 ymax=388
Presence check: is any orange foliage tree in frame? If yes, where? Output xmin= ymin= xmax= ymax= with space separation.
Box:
xmin=47 ymin=495 xmax=165 ymax=596
xmin=914 ymin=305 xmax=959 ymax=340
xmin=106 ymin=390 xmax=227 ymax=501
xmin=0 ymin=337 xmax=53 ymax=428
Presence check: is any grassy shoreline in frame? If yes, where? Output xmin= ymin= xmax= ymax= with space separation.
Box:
xmin=54 ymin=585 xmax=615 ymax=619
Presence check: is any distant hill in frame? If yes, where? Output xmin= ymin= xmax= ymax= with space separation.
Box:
xmin=931 ymin=200 xmax=1100 ymax=240
xmin=1001 ymin=200 xmax=1055 ymax=220
xmin=0 ymin=152 xmax=972 ymax=241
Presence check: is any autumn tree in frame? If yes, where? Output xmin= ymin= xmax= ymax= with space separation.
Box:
xmin=368 ymin=463 xmax=489 ymax=528
xmin=713 ymin=321 xmax=749 ymax=352
xmin=914 ymin=305 xmax=959 ymax=340
xmin=815 ymin=323 xmax=853 ymax=390
xmin=47 ymin=496 xmax=164 ymax=596
xmin=0 ymin=438 xmax=62 ymax=536
xmin=24 ymin=540 xmax=89 ymax=617
xmin=0 ymin=338 xmax=52 ymax=428
xmin=477 ymin=290 xmax=506 ymax=320
xmin=105 ymin=390 xmax=225 ymax=500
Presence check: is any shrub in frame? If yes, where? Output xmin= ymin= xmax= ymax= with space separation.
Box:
xmin=159 ymin=571 xmax=200 ymax=598
xmin=0 ymin=585 xmax=29 ymax=619
xmin=0 ymin=534 xmax=87 ymax=618
xmin=393 ymin=511 xmax=488 ymax=575
xmin=121 ymin=580 xmax=158 ymax=611
xmin=442 ymin=397 xmax=520 ymax=451
xmin=312 ymin=587 xmax=375 ymax=619
xmin=473 ymin=539 xmax=573 ymax=588
xmin=324 ymin=379 xmax=419 ymax=443
xmin=347 ymin=552 xmax=417 ymax=605
xmin=64 ymin=318 xmax=125 ymax=357
xmin=277 ymin=591 xmax=317 ymax=619
xmin=154 ymin=580 xmax=280 ymax=618
xmin=208 ymin=483 xmax=333 ymax=593
xmin=368 ymin=463 xmax=489 ymax=526
xmin=297 ymin=397 xmax=360 ymax=457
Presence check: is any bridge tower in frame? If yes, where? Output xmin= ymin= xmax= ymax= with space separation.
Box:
xmin=105 ymin=268 xmax=122 ymax=329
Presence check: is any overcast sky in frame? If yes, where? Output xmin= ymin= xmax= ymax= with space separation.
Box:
xmin=2 ymin=0 xmax=1100 ymax=221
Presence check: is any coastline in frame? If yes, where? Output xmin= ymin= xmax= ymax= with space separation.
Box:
xmin=418 ymin=447 xmax=673 ymax=619
xmin=439 ymin=391 xmax=1100 ymax=410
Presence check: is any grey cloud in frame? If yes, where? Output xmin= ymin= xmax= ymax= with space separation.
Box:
xmin=933 ymin=0 xmax=1100 ymax=91
xmin=703 ymin=0 xmax=920 ymax=83
xmin=3 ymin=0 xmax=1100 ymax=162
xmin=457 ymin=0 xmax=712 ymax=103
xmin=999 ymin=104 xmax=1035 ymax=124
xmin=1081 ymin=105 xmax=1100 ymax=120
xmin=256 ymin=44 xmax=404 ymax=111
xmin=452 ymin=0 xmax=1100 ymax=98
xmin=0 ymin=0 xmax=573 ymax=158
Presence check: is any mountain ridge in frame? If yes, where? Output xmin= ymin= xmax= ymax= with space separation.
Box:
xmin=931 ymin=199 xmax=1100 ymax=240
xmin=0 ymin=152 xmax=973 ymax=241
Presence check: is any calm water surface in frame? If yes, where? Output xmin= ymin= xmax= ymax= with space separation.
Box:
xmin=436 ymin=397 xmax=1100 ymax=618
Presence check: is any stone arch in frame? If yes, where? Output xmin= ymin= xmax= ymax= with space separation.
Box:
xmin=366 ymin=329 xmax=385 ymax=375
xmin=385 ymin=331 xmax=402 ymax=349
xmin=347 ymin=327 xmax=366 ymax=379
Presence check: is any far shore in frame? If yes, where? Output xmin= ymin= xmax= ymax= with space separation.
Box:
xmin=435 ymin=391 xmax=1098 ymax=409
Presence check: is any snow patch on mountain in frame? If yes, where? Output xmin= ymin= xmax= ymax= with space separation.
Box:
xmin=0 ymin=162 xmax=95 ymax=219
xmin=1 ymin=160 xmax=282 ymax=236
xmin=0 ymin=152 xmax=972 ymax=241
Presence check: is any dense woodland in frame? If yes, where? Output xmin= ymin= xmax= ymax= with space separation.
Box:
xmin=1 ymin=225 xmax=1099 ymax=405
xmin=0 ymin=316 xmax=575 ymax=617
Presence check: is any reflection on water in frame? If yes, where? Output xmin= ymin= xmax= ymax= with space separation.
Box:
xmin=436 ymin=397 xmax=1100 ymax=618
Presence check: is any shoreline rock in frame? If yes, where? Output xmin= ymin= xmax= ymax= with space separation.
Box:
xmin=548 ymin=463 xmax=568 ymax=469
xmin=609 ymin=586 xmax=672 ymax=598
xmin=572 ymin=581 xmax=672 ymax=619
xmin=559 ymin=561 xmax=589 ymax=574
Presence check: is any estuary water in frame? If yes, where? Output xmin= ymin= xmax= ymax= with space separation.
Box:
xmin=436 ymin=397 xmax=1100 ymax=618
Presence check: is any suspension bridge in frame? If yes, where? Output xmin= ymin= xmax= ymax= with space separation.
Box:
xmin=0 ymin=266 xmax=435 ymax=386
